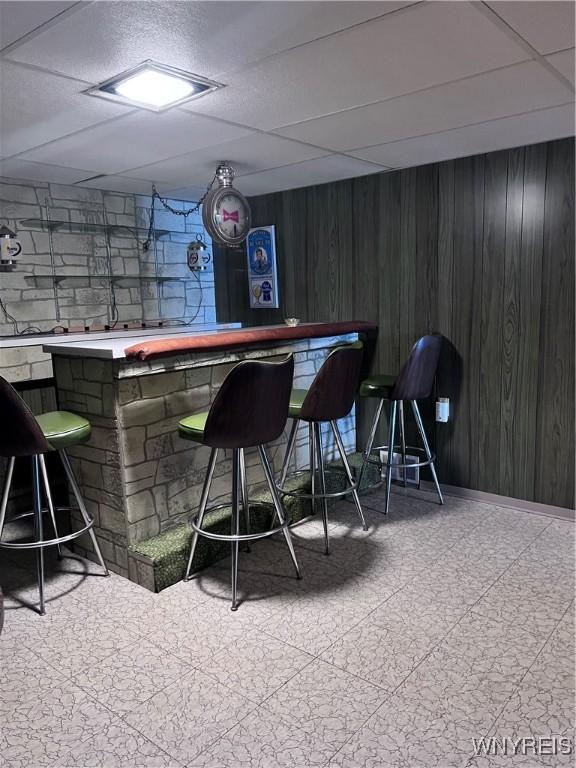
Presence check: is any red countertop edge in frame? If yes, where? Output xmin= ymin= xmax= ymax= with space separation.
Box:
xmin=124 ymin=321 xmax=378 ymax=361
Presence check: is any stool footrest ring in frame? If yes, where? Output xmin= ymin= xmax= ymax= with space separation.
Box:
xmin=190 ymin=501 xmax=293 ymax=544
xmin=276 ymin=468 xmax=359 ymax=501
xmin=3 ymin=505 xmax=78 ymax=525
xmin=362 ymin=444 xmax=436 ymax=469
xmin=0 ymin=517 xmax=96 ymax=550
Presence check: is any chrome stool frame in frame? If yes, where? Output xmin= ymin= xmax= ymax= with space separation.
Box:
xmin=277 ymin=418 xmax=367 ymax=555
xmin=360 ymin=398 xmax=443 ymax=515
xmin=358 ymin=334 xmax=444 ymax=515
xmin=181 ymin=356 xmax=301 ymax=612
xmin=0 ymin=450 xmax=109 ymax=614
xmin=185 ymin=445 xmax=301 ymax=611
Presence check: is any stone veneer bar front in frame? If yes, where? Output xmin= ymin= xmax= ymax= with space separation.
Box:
xmin=43 ymin=322 xmax=377 ymax=588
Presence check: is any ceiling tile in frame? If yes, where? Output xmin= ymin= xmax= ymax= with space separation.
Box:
xmin=0 ymin=157 xmax=95 ymax=184
xmin=275 ymin=61 xmax=573 ymax=151
xmin=236 ymin=155 xmax=386 ymax=196
xmin=547 ymin=48 xmax=575 ymax=86
xmin=4 ymin=1 xmax=408 ymax=83
xmin=18 ymin=110 xmax=253 ymax=174
xmin=127 ymin=133 xmax=329 ymax=186
xmin=486 ymin=1 xmax=575 ymax=55
xmin=0 ymin=61 xmax=132 ymax=159
xmin=74 ymin=175 xmax=161 ymax=194
xmin=182 ymin=1 xmax=530 ymax=130
xmin=0 ymin=1 xmax=77 ymax=50
xmin=349 ymin=104 xmax=575 ymax=168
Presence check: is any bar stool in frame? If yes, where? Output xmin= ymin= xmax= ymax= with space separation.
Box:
xmin=0 ymin=377 xmax=109 ymax=615
xmin=359 ymin=334 xmax=444 ymax=515
xmin=179 ymin=355 xmax=301 ymax=611
xmin=277 ymin=341 xmax=367 ymax=555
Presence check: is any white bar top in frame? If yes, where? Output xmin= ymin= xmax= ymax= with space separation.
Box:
xmin=41 ymin=323 xmax=241 ymax=359
xmin=0 ymin=323 xmax=241 ymax=350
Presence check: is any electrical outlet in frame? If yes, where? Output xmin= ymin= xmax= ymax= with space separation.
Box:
xmin=436 ymin=397 xmax=449 ymax=422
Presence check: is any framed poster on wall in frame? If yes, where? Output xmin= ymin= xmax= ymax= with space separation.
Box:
xmin=246 ymin=225 xmax=279 ymax=309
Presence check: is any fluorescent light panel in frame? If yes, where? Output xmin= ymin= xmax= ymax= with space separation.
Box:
xmin=86 ymin=60 xmax=223 ymax=111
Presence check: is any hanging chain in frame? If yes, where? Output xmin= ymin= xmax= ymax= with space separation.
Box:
xmin=142 ymin=173 xmax=218 ymax=251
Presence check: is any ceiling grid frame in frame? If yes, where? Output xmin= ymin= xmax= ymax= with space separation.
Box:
xmin=0 ymin=0 xmax=573 ymax=195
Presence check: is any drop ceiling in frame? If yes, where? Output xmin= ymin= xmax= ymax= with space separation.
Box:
xmin=0 ymin=0 xmax=574 ymax=198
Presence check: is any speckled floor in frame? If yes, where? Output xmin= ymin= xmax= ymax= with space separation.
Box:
xmin=0 ymin=489 xmax=574 ymax=768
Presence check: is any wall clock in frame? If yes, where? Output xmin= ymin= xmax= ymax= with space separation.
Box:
xmin=202 ymin=162 xmax=251 ymax=247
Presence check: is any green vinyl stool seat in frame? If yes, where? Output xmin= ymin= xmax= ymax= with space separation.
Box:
xmin=179 ymin=412 xmax=209 ymax=443
xmin=36 ymin=411 xmax=91 ymax=450
xmin=359 ymin=374 xmax=396 ymax=400
xmin=288 ymin=389 xmax=307 ymax=418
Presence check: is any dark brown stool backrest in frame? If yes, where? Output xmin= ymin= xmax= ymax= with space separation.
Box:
xmin=300 ymin=341 xmax=364 ymax=422
xmin=0 ymin=376 xmax=50 ymax=457
xmin=390 ymin=334 xmax=443 ymax=402
xmin=204 ymin=355 xmax=294 ymax=449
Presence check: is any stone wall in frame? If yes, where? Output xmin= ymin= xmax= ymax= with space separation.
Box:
xmin=0 ymin=345 xmax=53 ymax=383
xmin=0 ymin=176 xmax=216 ymax=337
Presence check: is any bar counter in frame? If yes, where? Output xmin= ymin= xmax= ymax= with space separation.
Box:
xmin=43 ymin=321 xmax=377 ymax=586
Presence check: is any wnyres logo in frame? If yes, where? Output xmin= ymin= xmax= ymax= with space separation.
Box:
xmin=472 ymin=736 xmax=573 ymax=756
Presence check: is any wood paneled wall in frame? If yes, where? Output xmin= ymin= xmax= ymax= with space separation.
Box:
xmin=214 ymin=138 xmax=575 ymax=509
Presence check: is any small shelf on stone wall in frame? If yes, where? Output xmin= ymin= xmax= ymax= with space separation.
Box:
xmin=19 ymin=218 xmax=170 ymax=240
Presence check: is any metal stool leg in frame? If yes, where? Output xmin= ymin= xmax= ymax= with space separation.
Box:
xmin=398 ymin=401 xmax=407 ymax=488
xmin=230 ymin=449 xmax=241 ymax=611
xmin=279 ymin=419 xmax=298 ymax=487
xmin=185 ymin=448 xmax=218 ymax=580
xmin=331 ymin=420 xmax=367 ymax=530
xmin=384 ymin=402 xmax=398 ymax=515
xmin=259 ymin=445 xmax=301 ymax=579
xmin=309 ymin=422 xmax=317 ymax=518
xmin=411 ymin=401 xmax=444 ymax=505
xmin=358 ymin=398 xmax=384 ymax=491
xmin=314 ymin=423 xmax=330 ymax=555
xmin=59 ymin=450 xmax=109 ymax=576
xmin=32 ymin=456 xmax=45 ymax=615
xmin=0 ymin=456 xmax=15 ymax=539
xmin=38 ymin=455 xmax=62 ymax=559
xmin=239 ymin=448 xmax=250 ymax=552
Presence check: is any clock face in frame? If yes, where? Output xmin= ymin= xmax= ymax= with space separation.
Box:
xmin=203 ymin=187 xmax=251 ymax=246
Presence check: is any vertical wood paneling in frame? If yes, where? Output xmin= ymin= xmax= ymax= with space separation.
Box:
xmin=499 ymin=144 xmax=547 ymax=499
xmin=477 ymin=150 xmax=507 ymax=491
xmin=352 ymin=175 xmax=380 ymax=331
xmin=331 ymin=180 xmax=355 ymax=320
xmin=377 ymin=172 xmax=401 ymax=375
xmin=450 ymin=155 xmax=485 ymax=488
xmin=499 ymin=147 xmax=525 ymax=495
xmin=535 ymin=138 xmax=575 ymax=508
xmin=214 ymin=138 xmax=575 ymax=509
xmin=513 ymin=144 xmax=546 ymax=498
xmin=415 ymin=165 xmax=439 ymax=336
xmin=281 ymin=187 xmax=308 ymax=319
xmin=435 ymin=161 xmax=456 ymax=481
xmin=399 ymin=169 xmax=418 ymax=362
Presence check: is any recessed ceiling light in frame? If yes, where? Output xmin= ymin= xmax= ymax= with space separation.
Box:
xmin=85 ymin=60 xmax=223 ymax=112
